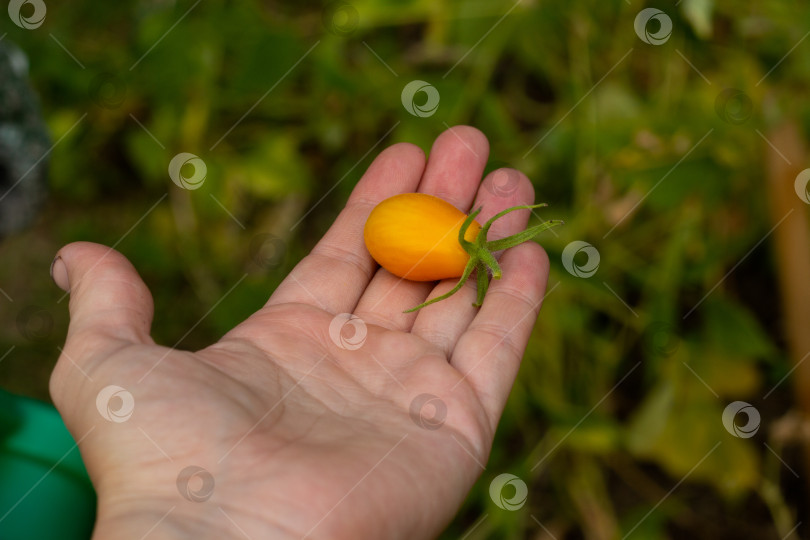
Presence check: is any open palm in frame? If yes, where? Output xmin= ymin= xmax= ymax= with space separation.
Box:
xmin=50 ymin=126 xmax=550 ymax=539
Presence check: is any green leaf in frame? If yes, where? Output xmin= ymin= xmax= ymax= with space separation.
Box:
xmin=682 ymin=0 xmax=715 ymax=39
xmin=690 ymin=349 xmax=761 ymax=398
xmin=626 ymin=380 xmax=675 ymax=455
xmin=626 ymin=375 xmax=760 ymax=497
xmin=235 ymin=135 xmax=310 ymax=199
xmin=620 ymin=505 xmax=669 ymax=540
xmin=702 ymin=297 xmax=777 ymax=360
xmin=561 ymin=416 xmax=621 ymax=454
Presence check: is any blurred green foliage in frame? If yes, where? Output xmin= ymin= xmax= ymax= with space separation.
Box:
xmin=1 ymin=0 xmax=806 ymax=538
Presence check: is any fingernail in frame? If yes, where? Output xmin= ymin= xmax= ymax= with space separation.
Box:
xmin=50 ymin=255 xmax=69 ymax=291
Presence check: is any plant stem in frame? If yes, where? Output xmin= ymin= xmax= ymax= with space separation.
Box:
xmin=403 ymin=204 xmax=562 ymax=312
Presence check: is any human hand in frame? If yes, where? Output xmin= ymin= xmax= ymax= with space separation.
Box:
xmin=49 ymin=126 xmax=550 ymax=539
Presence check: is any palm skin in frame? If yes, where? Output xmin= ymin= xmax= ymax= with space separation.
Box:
xmin=49 ymin=126 xmax=550 ymax=539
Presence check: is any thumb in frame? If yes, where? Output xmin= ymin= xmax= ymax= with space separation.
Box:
xmin=52 ymin=241 xmax=155 ymax=348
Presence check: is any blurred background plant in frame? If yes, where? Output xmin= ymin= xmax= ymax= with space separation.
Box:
xmin=1 ymin=0 xmax=808 ymax=538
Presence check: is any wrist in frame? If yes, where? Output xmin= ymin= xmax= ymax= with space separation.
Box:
xmin=92 ymin=490 xmax=221 ymax=540
xmin=91 ymin=485 xmax=300 ymax=539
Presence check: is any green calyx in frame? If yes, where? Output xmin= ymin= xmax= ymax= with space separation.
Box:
xmin=404 ymin=204 xmax=563 ymax=313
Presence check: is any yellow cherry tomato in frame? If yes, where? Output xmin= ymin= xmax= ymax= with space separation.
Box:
xmin=363 ymin=193 xmax=481 ymax=281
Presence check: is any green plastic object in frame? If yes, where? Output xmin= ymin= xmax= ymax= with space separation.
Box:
xmin=0 ymin=388 xmax=96 ymax=539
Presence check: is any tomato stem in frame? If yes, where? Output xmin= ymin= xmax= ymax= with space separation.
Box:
xmin=404 ymin=203 xmax=563 ymax=312
xmin=474 ymin=261 xmax=488 ymax=307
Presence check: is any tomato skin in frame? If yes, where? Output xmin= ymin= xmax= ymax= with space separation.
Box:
xmin=363 ymin=193 xmax=482 ymax=281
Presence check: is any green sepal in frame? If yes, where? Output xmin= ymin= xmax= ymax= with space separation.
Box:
xmin=480 ymin=203 xmax=549 ymax=238
xmin=403 ymin=202 xmax=562 ymax=313
xmin=458 ymin=206 xmax=483 ymax=253
xmin=485 ymin=220 xmax=564 ymax=251
xmin=403 ymin=256 xmax=476 ymax=313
